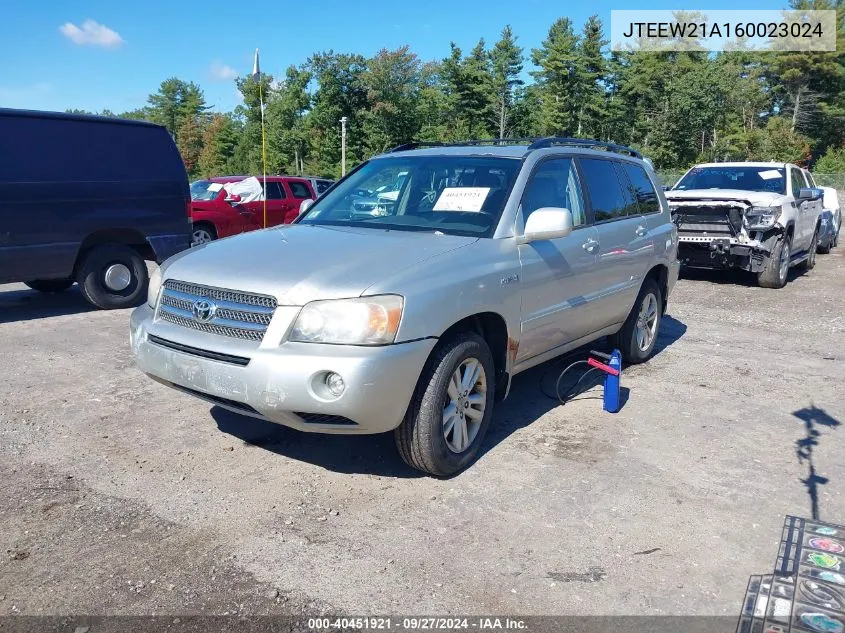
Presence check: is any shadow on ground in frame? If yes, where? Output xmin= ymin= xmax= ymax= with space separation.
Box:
xmin=0 ymin=285 xmax=95 ymax=324
xmin=680 ymin=266 xmax=810 ymax=288
xmin=793 ymin=404 xmax=841 ymax=521
xmin=212 ymin=315 xmax=688 ymax=478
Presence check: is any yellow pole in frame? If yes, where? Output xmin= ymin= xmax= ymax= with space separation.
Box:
xmin=259 ymin=80 xmax=268 ymax=229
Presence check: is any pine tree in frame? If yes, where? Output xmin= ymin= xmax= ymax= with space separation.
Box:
xmin=490 ymin=26 xmax=524 ymax=137
xmin=198 ymin=114 xmax=239 ymax=177
xmin=176 ymin=116 xmax=204 ymax=177
xmin=574 ymin=15 xmax=608 ymax=138
xmin=531 ymin=18 xmax=580 ymax=136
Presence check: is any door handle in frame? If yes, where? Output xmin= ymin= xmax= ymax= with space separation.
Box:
xmin=635 ymin=225 xmax=648 ymax=237
xmin=582 ymin=238 xmax=599 ymax=253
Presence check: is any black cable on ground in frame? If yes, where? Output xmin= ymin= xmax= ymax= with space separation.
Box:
xmin=539 ymin=354 xmax=606 ymax=405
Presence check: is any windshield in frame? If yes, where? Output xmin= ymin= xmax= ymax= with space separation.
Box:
xmin=673 ymin=166 xmax=786 ymax=194
xmin=190 ymin=179 xmax=224 ymax=201
xmin=298 ymin=156 xmax=521 ymax=237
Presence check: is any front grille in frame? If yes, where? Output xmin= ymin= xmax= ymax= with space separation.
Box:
xmin=674 ymin=206 xmax=744 ymax=237
xmin=163 ymin=280 xmax=277 ymax=309
xmin=157 ymin=280 xmax=277 ymax=342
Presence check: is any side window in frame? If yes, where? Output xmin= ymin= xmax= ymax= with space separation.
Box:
xmin=790 ymin=168 xmax=806 ymax=197
xmin=288 ymin=180 xmax=312 ymax=199
xmin=804 ymin=171 xmax=816 ymax=188
xmin=622 ymin=163 xmax=660 ymax=215
xmin=520 ymin=158 xmax=586 ymax=227
xmin=316 ymin=180 xmax=332 ymax=194
xmin=578 ymin=158 xmax=629 ymax=222
xmin=264 ymin=181 xmax=285 ymax=200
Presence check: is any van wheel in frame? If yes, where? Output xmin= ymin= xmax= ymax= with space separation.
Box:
xmin=758 ymin=235 xmax=791 ymax=289
xmin=394 ymin=332 xmax=495 ymax=477
xmin=799 ymin=230 xmax=819 ymax=269
xmin=191 ymin=223 xmax=217 ymax=246
xmin=614 ymin=278 xmax=662 ymax=365
xmin=24 ymin=279 xmax=74 ymax=293
xmin=76 ymin=244 xmax=148 ymax=310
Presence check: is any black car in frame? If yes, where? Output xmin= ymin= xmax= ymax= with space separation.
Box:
xmin=0 ymin=108 xmax=191 ymax=309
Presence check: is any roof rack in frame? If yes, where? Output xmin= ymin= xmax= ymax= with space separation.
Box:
xmin=527 ymin=137 xmax=642 ymax=158
xmin=387 ymin=137 xmax=643 ymax=159
xmin=387 ymin=141 xmax=446 ymax=152
xmin=387 ymin=138 xmax=541 ymax=153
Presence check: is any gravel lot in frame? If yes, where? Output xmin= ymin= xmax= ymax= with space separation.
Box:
xmin=1 ymin=249 xmax=844 ymax=619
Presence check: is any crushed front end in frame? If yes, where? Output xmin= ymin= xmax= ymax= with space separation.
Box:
xmin=669 ymin=198 xmax=783 ymax=273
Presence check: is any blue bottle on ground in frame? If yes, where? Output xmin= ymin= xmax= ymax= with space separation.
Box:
xmin=603 ymin=349 xmax=622 ymax=413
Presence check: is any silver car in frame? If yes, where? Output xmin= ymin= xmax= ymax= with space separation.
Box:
xmin=131 ymin=138 xmax=680 ymax=476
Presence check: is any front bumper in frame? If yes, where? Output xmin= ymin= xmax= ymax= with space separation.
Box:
xmin=678 ymin=239 xmax=770 ymax=273
xmin=130 ymin=304 xmax=436 ymax=434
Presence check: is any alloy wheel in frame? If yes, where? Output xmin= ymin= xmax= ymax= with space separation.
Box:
xmin=442 ymin=358 xmax=487 ymax=453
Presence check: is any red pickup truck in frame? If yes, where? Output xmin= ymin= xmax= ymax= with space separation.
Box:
xmin=189 ymin=175 xmax=316 ymax=246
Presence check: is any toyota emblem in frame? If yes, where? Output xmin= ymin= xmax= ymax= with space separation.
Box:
xmin=192 ymin=299 xmax=217 ymax=323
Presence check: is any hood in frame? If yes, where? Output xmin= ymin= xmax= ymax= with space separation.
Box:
xmin=161 ymin=224 xmax=477 ymax=305
xmin=666 ymin=189 xmax=784 ymax=207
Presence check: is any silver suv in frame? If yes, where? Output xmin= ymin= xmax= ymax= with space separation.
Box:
xmin=131 ymin=138 xmax=680 ymax=476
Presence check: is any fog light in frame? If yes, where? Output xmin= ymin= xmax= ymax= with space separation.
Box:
xmin=325 ymin=372 xmax=345 ymax=397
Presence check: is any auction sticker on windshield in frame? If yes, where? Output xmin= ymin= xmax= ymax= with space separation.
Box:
xmin=433 ymin=187 xmax=490 ymax=212
xmin=758 ymin=170 xmax=782 ymax=180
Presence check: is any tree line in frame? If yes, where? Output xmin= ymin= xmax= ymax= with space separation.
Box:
xmin=69 ymin=3 xmax=845 ymax=179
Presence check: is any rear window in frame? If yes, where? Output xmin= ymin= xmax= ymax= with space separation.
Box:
xmin=622 ymin=163 xmax=660 ymax=215
xmin=578 ymin=158 xmax=637 ymax=222
xmin=0 ymin=115 xmax=186 ymax=184
xmin=288 ymin=180 xmax=312 ymax=199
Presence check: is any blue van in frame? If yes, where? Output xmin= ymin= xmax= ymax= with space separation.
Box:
xmin=0 ymin=108 xmax=190 ymax=309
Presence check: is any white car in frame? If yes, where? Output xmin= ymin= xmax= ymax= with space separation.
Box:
xmin=666 ymin=162 xmax=825 ymax=288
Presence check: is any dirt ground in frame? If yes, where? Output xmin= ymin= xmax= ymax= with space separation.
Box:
xmin=1 ymin=249 xmax=844 ymax=620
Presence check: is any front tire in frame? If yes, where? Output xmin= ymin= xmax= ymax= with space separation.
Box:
xmin=394 ymin=332 xmax=495 ymax=477
xmin=76 ymin=244 xmax=149 ymax=310
xmin=614 ymin=278 xmax=662 ymax=365
xmin=24 ymin=279 xmax=74 ymax=293
xmin=758 ymin=234 xmax=791 ymax=289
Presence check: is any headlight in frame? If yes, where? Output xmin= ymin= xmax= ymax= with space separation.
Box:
xmin=289 ymin=295 xmax=404 ymax=345
xmin=745 ymin=206 xmax=781 ymax=229
xmin=147 ymin=266 xmax=163 ymax=308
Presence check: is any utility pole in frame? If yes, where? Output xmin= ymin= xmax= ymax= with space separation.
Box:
xmin=340 ymin=116 xmax=348 ymax=177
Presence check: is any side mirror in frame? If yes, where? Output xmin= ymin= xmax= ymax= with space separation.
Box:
xmin=299 ymin=199 xmax=315 ymax=215
xmin=799 ymin=187 xmax=824 ymax=201
xmin=225 ymin=193 xmax=242 ymax=204
xmin=519 ymin=207 xmax=574 ymax=243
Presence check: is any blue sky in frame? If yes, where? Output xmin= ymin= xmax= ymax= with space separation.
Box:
xmin=2 ymin=0 xmax=785 ymax=115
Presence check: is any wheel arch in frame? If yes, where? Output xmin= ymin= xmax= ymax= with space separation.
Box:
xmin=75 ymin=228 xmax=153 ymax=273
xmin=437 ymin=311 xmax=512 ymax=399
xmin=644 ymin=264 xmax=669 ymax=314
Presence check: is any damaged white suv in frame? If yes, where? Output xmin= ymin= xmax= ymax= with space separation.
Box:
xmin=666 ymin=162 xmax=824 ymax=288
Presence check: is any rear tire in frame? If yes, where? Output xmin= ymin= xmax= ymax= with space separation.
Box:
xmin=394 ymin=332 xmax=495 ymax=477
xmin=758 ymin=235 xmax=791 ymax=289
xmin=798 ymin=230 xmax=818 ymax=270
xmin=614 ymin=278 xmax=662 ymax=365
xmin=76 ymin=244 xmax=148 ymax=310
xmin=24 ymin=279 xmax=74 ymax=293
